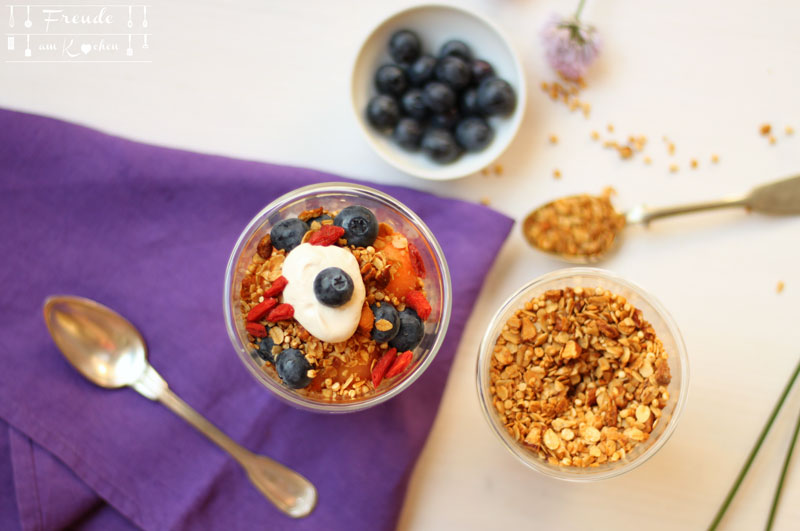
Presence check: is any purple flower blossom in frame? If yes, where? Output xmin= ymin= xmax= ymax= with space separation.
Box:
xmin=540 ymin=13 xmax=601 ymax=81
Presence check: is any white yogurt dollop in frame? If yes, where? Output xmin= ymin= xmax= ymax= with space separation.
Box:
xmin=281 ymin=243 xmax=365 ymax=343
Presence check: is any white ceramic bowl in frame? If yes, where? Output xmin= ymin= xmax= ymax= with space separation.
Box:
xmin=351 ymin=3 xmax=527 ymax=181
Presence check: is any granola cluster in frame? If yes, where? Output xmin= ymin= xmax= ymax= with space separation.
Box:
xmin=489 ymin=286 xmax=672 ymax=467
xmin=524 ymin=190 xmax=625 ymax=260
xmin=239 ymin=207 xmax=429 ymax=401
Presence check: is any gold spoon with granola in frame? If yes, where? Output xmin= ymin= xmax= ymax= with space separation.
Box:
xmin=523 ymin=174 xmax=800 ymax=262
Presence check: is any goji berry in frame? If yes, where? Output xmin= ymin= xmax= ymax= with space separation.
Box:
xmin=371 ymin=348 xmax=397 ymax=388
xmin=245 ymin=322 xmax=267 ymax=338
xmin=405 ymin=290 xmax=432 ymax=320
xmin=385 ymin=350 xmax=413 ymax=379
xmin=308 ymin=225 xmax=345 ymax=246
xmin=263 ymin=276 xmax=288 ymax=298
xmin=408 ymin=242 xmax=426 ymax=278
xmin=266 ymin=303 xmax=294 ymax=322
xmin=257 ymin=234 xmax=272 ymax=259
xmin=246 ymin=297 xmax=278 ymax=322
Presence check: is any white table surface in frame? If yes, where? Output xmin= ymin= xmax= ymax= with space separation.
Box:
xmin=3 ymin=1 xmax=800 ymax=529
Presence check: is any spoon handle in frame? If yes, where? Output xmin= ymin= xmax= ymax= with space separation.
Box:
xmin=156 ymin=389 xmax=317 ymax=517
xmin=156 ymin=388 xmax=317 ymax=518
xmin=127 ymin=361 xmax=316 ymax=517
xmin=625 ymin=195 xmax=748 ymax=225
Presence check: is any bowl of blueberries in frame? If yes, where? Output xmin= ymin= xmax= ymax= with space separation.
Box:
xmin=351 ymin=4 xmax=526 ymax=180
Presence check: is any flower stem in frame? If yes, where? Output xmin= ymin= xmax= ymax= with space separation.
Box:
xmin=707 ymin=358 xmax=800 ymax=530
xmin=575 ymin=0 xmax=587 ymax=20
xmin=765 ymin=402 xmax=800 ymax=530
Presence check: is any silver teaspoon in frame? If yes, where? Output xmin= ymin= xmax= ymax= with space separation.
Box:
xmin=523 ymin=174 xmax=800 ymax=263
xmin=43 ymin=295 xmax=317 ymax=518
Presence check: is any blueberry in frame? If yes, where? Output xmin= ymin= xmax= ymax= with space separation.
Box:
xmin=439 ymin=39 xmax=472 ymax=61
xmin=370 ymin=302 xmax=400 ymax=343
xmin=270 ymin=218 xmax=309 ymax=252
xmin=429 ymin=108 xmax=459 ymax=130
xmin=393 ymin=118 xmax=424 ymax=151
xmin=389 ymin=29 xmax=421 ymax=64
xmin=435 ymin=56 xmax=471 ymax=91
xmin=308 ymin=213 xmax=332 ymax=225
xmin=460 ymin=88 xmax=481 ymax=116
xmin=389 ymin=308 xmax=425 ymax=351
xmin=366 ymin=95 xmax=400 ymax=131
xmin=470 ymin=59 xmax=495 ymax=85
xmin=422 ymin=82 xmax=456 ymax=114
xmin=421 ymin=128 xmax=461 ymax=164
xmin=334 ymin=205 xmax=379 ymax=247
xmin=313 ymin=267 xmax=354 ymax=307
xmin=254 ymin=336 xmax=278 ymax=364
xmin=275 ymin=348 xmax=312 ymax=389
xmin=401 ymin=89 xmax=428 ymax=119
xmin=477 ymin=78 xmax=517 ymax=116
xmin=455 ymin=117 xmax=494 ymax=152
xmin=375 ymin=64 xmax=408 ymax=96
xmin=407 ymin=54 xmax=437 ymax=86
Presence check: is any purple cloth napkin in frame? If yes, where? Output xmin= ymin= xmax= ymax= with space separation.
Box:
xmin=0 ymin=108 xmax=513 ymax=530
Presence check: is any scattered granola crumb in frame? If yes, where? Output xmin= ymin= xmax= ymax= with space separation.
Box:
xmin=602 ymin=137 xmax=644 ymax=161
xmin=553 ymin=169 xmax=562 ymax=180
xmin=480 ymin=197 xmax=491 ymax=206
xmin=481 ymin=167 xmax=491 ymax=176
xmin=769 ymin=135 xmax=777 ymax=145
xmin=662 ymin=137 xmax=676 ymax=156
xmin=549 ymin=134 xmax=559 ymax=144
xmin=669 ymin=164 xmax=679 ymax=173
xmin=711 ymin=154 xmax=719 ymax=164
xmin=777 ymin=281 xmax=785 ymax=294
xmin=786 ymin=126 xmax=795 ymax=135
xmin=607 ymin=124 xmax=614 ymax=133
xmin=591 ymin=131 xmax=600 ymax=141
xmin=760 ymin=124 xmax=772 ymax=136
xmin=494 ymin=164 xmax=504 ymax=176
xmin=690 ymin=159 xmax=698 ymax=169
xmin=643 ymin=156 xmax=652 ymax=165
xmin=540 ymin=77 xmax=591 ymax=118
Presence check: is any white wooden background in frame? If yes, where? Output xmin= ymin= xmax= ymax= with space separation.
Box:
xmin=2 ymin=1 xmax=799 ymax=529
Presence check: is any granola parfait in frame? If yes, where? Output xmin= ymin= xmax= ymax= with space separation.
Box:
xmin=225 ymin=183 xmax=451 ymax=413
xmin=477 ymin=268 xmax=688 ymax=480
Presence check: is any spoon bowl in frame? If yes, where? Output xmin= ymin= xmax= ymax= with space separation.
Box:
xmin=44 ymin=296 xmax=147 ymax=387
xmin=521 ymin=192 xmax=626 ymax=263
xmin=521 ymin=211 xmax=623 ymax=264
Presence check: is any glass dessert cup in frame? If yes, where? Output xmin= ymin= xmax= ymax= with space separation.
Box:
xmin=476 ymin=268 xmax=689 ymax=480
xmin=224 ymin=183 xmax=452 ymax=413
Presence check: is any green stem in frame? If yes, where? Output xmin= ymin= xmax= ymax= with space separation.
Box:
xmin=707 ymin=359 xmax=800 ymax=531
xmin=575 ymin=0 xmax=587 ymax=20
xmin=765 ymin=401 xmax=800 ymax=530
